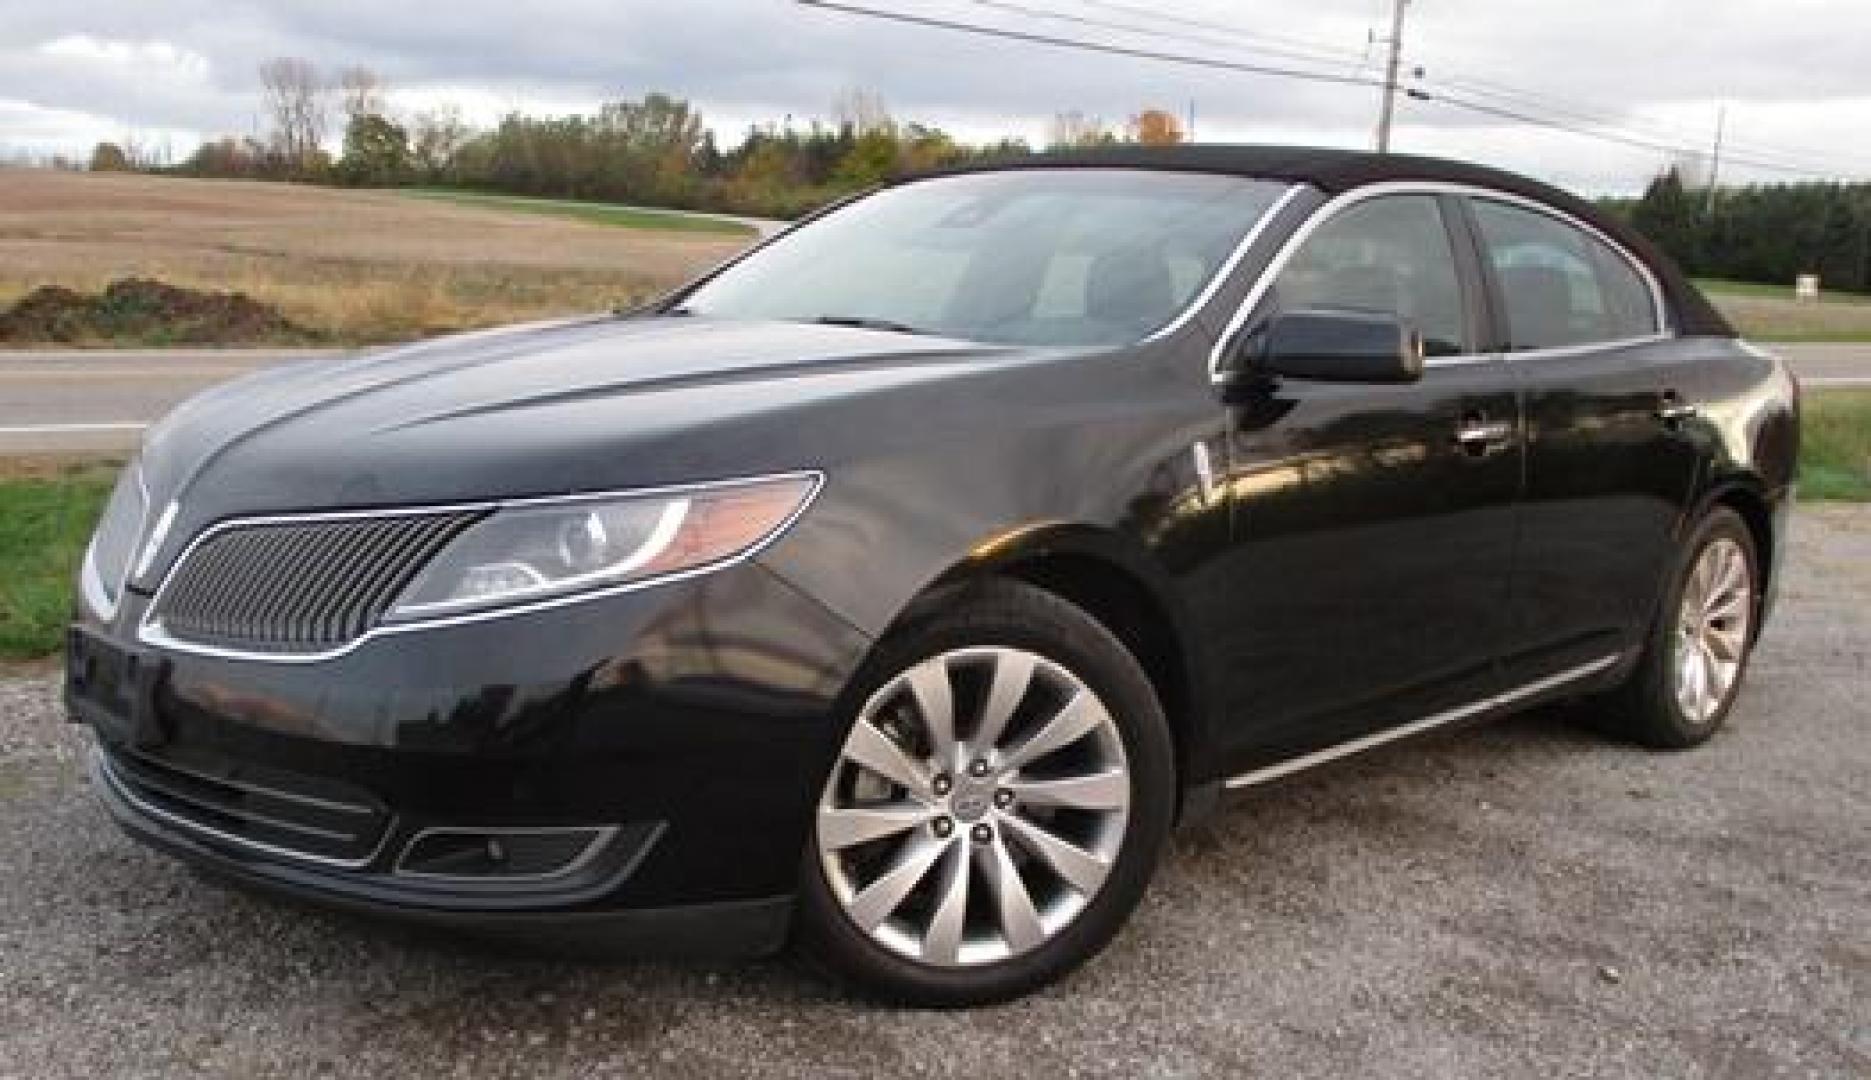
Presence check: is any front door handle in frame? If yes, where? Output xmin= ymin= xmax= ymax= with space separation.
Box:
xmin=1656 ymin=391 xmax=1699 ymax=425
xmin=1453 ymin=415 xmax=1515 ymax=456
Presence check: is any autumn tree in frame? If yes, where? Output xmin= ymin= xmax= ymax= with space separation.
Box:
xmin=1129 ymin=108 xmax=1185 ymax=146
xmin=408 ymin=106 xmax=472 ymax=180
xmin=833 ymin=128 xmax=896 ymax=184
xmin=187 ymin=136 xmax=265 ymax=177
xmin=832 ymin=87 xmax=892 ymax=135
xmin=258 ymin=57 xmax=329 ymax=173
xmin=1630 ymin=169 xmax=1703 ymax=272
xmin=338 ymin=113 xmax=413 ymax=185
xmin=337 ymin=65 xmax=386 ymax=124
xmin=88 ymin=142 xmax=132 ymax=171
xmin=1048 ymin=111 xmax=1116 ymax=149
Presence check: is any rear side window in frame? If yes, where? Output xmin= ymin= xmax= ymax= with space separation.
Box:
xmin=1268 ymin=194 xmax=1469 ymax=356
xmin=1470 ymin=199 xmax=1660 ymax=350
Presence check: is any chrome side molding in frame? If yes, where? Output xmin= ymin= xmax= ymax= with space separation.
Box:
xmin=1224 ymin=653 xmax=1621 ymax=789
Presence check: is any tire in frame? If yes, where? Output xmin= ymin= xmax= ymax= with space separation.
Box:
xmin=795 ymin=578 xmax=1176 ymax=1006
xmin=1598 ymin=506 xmax=1760 ymax=749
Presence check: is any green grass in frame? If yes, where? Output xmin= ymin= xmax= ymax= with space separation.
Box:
xmin=1696 ymin=278 xmax=1806 ymax=300
xmin=1801 ymin=389 xmax=1871 ymax=501
xmin=399 ymin=188 xmax=757 ymax=237
xmin=0 ymin=464 xmax=117 ymax=660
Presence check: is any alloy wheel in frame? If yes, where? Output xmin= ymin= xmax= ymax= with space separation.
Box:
xmin=815 ymin=646 xmax=1132 ymax=968
xmin=1672 ymin=537 xmax=1753 ymax=725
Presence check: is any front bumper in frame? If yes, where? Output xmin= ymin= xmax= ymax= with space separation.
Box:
xmin=68 ymin=560 xmax=871 ymax=954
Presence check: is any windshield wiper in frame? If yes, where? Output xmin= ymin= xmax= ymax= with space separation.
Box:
xmin=806 ymin=315 xmax=934 ymax=336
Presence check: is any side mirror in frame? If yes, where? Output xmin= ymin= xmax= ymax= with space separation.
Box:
xmin=1221 ymin=309 xmax=1425 ymax=389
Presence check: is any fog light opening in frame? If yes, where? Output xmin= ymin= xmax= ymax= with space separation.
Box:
xmin=393 ymin=826 xmax=617 ymax=882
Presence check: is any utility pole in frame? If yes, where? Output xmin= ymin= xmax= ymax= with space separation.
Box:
xmin=1374 ymin=0 xmax=1410 ymax=153
xmin=1705 ymin=104 xmax=1727 ymax=215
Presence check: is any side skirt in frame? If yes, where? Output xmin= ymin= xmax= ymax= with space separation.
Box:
xmin=1223 ymin=653 xmax=1622 ymax=790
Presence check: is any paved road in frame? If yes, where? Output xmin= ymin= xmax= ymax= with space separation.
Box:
xmin=1765 ymin=340 xmax=1871 ymax=385
xmin=1 ymin=341 xmax=1866 ymax=456
xmin=2 ymin=505 xmax=1866 ymax=1078
xmin=0 ymin=348 xmax=343 ymax=455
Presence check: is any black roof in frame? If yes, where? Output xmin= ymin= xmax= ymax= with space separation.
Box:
xmin=930 ymin=144 xmax=1731 ymax=338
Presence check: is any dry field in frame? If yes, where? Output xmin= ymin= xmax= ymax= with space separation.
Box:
xmin=0 ymin=169 xmax=752 ymax=342
xmin=1698 ymin=286 xmax=1871 ymax=342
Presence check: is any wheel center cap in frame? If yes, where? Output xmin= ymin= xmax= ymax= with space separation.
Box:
xmin=950 ymin=779 xmax=994 ymax=822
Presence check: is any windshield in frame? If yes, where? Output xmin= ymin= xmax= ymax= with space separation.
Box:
xmin=676 ymin=169 xmax=1290 ymax=347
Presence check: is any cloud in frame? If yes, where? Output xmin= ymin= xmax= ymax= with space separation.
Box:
xmin=0 ymin=97 xmax=199 ymax=158
xmin=37 ymin=34 xmax=212 ymax=78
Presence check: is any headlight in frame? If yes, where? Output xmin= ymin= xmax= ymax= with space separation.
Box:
xmin=385 ymin=473 xmax=821 ymax=620
xmin=79 ymin=462 xmax=148 ymax=619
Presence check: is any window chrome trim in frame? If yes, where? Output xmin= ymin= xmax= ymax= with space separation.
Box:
xmin=1141 ymin=182 xmax=1305 ymax=344
xmin=1207 ymin=180 xmax=1673 ymax=382
xmin=1224 ymin=653 xmax=1622 ymax=789
xmin=1464 ymin=190 xmax=1671 ymax=343
xmin=135 ymin=470 xmax=825 ymax=665
xmin=1496 ymin=333 xmax=1673 ymax=362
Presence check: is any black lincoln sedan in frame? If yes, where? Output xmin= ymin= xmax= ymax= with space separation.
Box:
xmin=66 ymin=146 xmax=1798 ymax=1005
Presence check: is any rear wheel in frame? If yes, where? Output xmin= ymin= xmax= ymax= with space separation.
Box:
xmin=1599 ymin=507 xmax=1759 ymax=749
xmin=796 ymin=579 xmax=1175 ymax=1006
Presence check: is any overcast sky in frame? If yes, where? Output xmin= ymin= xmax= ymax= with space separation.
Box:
xmin=3 ymin=0 xmax=1868 ymax=194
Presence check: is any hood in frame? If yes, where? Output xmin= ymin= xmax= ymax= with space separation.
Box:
xmin=132 ymin=314 xmax=1030 ymax=585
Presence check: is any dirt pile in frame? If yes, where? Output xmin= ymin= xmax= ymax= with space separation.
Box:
xmin=0 ymin=278 xmax=320 ymax=345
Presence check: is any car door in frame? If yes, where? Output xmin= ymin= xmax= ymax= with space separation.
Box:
xmin=1207 ymin=191 xmax=1522 ymax=772
xmin=1460 ymin=196 xmax=1704 ymax=681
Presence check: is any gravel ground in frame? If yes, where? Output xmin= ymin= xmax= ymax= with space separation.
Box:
xmin=2 ymin=508 xmax=1867 ymax=1079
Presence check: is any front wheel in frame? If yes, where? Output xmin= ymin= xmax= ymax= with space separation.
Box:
xmin=795 ymin=579 xmax=1175 ymax=1006
xmin=1600 ymin=506 xmax=1760 ymax=749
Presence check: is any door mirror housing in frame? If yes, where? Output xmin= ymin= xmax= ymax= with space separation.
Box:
xmin=1221 ymin=309 xmax=1425 ymax=389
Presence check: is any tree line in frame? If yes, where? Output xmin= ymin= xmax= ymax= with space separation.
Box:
xmin=1607 ymin=169 xmax=1871 ymax=294
xmin=88 ymin=59 xmax=1187 ymax=220
xmin=89 ymin=56 xmax=1866 ymax=291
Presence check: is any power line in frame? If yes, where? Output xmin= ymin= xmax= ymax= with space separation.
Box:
xmin=1071 ymin=0 xmax=1870 ymax=174
xmin=1106 ymin=0 xmax=1871 ymax=175
xmin=960 ymin=0 xmax=1366 ymax=73
xmin=1075 ymin=0 xmax=1871 ymax=177
xmin=1076 ymin=0 xmax=1377 ymax=70
xmin=795 ymin=0 xmax=1384 ymax=90
xmin=1408 ymin=66 xmax=1871 ymax=176
xmin=798 ymin=0 xmax=1870 ymax=181
xmin=1408 ymin=87 xmax=1853 ymax=179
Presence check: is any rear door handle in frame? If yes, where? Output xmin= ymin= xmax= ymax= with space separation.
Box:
xmin=1656 ymin=391 xmax=1699 ymax=424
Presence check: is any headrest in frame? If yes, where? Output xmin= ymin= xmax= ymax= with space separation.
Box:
xmin=1087 ymin=249 xmax=1176 ymax=328
xmin=1496 ymin=265 xmax=1577 ymax=347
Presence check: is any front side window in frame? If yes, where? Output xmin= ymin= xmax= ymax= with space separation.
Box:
xmin=1266 ymin=194 xmax=1470 ymax=356
xmin=678 ymin=170 xmax=1291 ymax=347
xmin=1471 ymin=199 xmax=1660 ymax=350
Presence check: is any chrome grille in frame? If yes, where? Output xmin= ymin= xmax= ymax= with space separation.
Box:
xmin=99 ymin=745 xmax=391 ymax=866
xmin=148 ymin=510 xmax=481 ymax=654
